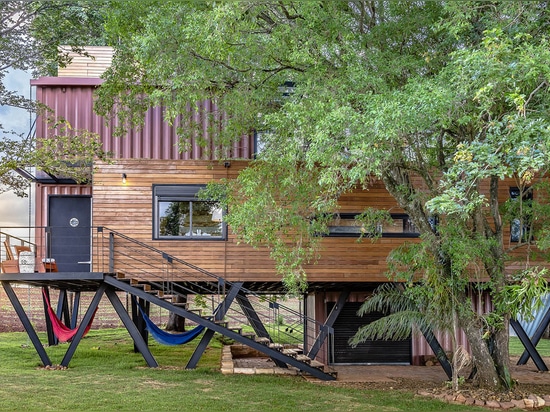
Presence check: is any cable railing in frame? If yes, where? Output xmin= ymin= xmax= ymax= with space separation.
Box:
xmin=0 ymin=226 xmax=331 ymax=358
xmin=101 ymin=227 xmax=325 ymax=349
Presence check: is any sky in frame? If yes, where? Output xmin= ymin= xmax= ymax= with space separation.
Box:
xmin=0 ymin=69 xmax=34 ymax=228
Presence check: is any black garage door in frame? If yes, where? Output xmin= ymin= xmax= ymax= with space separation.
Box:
xmin=329 ymin=302 xmax=411 ymax=364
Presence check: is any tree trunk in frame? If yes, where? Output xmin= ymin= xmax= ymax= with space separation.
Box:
xmin=461 ymin=316 xmax=501 ymax=389
xmin=492 ymin=317 xmax=513 ymax=389
xmin=165 ymin=294 xmax=187 ymax=332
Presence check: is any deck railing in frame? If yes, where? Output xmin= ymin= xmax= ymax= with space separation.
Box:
xmin=0 ymin=226 xmax=331 ymax=359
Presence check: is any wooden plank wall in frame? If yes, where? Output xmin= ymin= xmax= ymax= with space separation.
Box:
xmin=58 ymin=46 xmax=113 ymax=78
xmin=92 ymin=159 xmax=539 ymax=284
xmin=92 ymin=159 xmax=408 ymax=283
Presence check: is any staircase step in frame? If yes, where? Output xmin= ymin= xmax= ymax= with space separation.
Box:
xmin=214 ymin=320 xmax=228 ymax=328
xmin=172 ymin=302 xmax=190 ymax=308
xmin=116 ymin=271 xmax=126 ymax=279
xmin=242 ymin=332 xmax=255 ymax=339
xmin=228 ymin=327 xmax=242 ymax=335
xmin=269 ymin=343 xmax=284 ymax=351
xmin=310 ymin=360 xmax=325 ymax=370
xmin=255 ymin=337 xmax=270 ymax=345
xmin=296 ymin=354 xmax=311 ymax=364
xmin=282 ymin=348 xmax=298 ymax=358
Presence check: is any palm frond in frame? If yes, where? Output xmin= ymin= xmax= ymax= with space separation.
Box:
xmin=349 ymin=310 xmax=423 ymax=345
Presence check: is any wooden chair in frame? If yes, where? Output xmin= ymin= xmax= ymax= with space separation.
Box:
xmin=1 ymin=259 xmax=19 ymax=273
xmin=14 ymin=245 xmax=32 ymax=257
xmin=42 ymin=259 xmax=58 ymax=272
xmin=3 ymin=240 xmax=14 ymax=260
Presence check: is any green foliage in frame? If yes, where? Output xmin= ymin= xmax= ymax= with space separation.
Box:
xmin=494 ymin=268 xmax=550 ymax=322
xmin=0 ymin=119 xmax=110 ymax=196
xmin=97 ymin=2 xmax=550 ymax=389
xmin=0 ymin=1 xmax=109 ymax=195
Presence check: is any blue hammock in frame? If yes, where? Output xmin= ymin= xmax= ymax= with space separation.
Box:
xmin=136 ymin=302 xmax=205 ymax=346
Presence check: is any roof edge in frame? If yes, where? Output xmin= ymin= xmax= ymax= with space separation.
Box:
xmin=31 ymin=77 xmax=103 ymax=87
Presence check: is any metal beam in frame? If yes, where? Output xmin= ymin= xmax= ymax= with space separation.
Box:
xmin=308 ymin=289 xmax=350 ymax=359
xmin=510 ymin=319 xmax=548 ymax=372
xmin=42 ymin=287 xmax=56 ymax=346
xmin=61 ymin=284 xmax=106 ymax=367
xmin=2 ymin=282 xmax=51 ymax=366
xmin=235 ymin=293 xmax=271 ymax=340
xmin=105 ymin=287 xmax=158 ymax=367
xmin=517 ymin=305 xmax=550 ymax=365
xmin=421 ymin=327 xmax=453 ymax=380
xmin=70 ymin=292 xmax=81 ymax=329
xmin=104 ymin=275 xmax=335 ymax=380
xmin=186 ymin=282 xmax=243 ymax=369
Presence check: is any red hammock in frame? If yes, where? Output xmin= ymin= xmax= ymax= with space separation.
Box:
xmin=42 ymin=289 xmax=97 ymax=343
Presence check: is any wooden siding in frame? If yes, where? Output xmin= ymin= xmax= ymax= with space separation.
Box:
xmin=58 ymin=46 xmax=113 ymax=78
xmin=92 ymin=159 xmax=410 ymax=283
xmin=91 ymin=159 xmax=542 ymax=284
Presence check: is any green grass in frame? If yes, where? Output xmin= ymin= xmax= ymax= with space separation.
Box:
xmin=0 ymin=329 xmax=489 ymax=411
xmin=509 ymin=336 xmax=550 ymax=356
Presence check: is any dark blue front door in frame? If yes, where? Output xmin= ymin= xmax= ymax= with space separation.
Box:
xmin=47 ymin=196 xmax=91 ymax=272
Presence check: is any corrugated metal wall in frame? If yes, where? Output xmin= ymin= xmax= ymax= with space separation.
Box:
xmin=32 ymin=79 xmax=255 ymax=160
xmin=314 ymin=289 xmax=493 ymax=365
xmin=35 ymin=184 xmax=92 ymax=229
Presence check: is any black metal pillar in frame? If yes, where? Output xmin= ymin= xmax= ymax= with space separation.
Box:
xmin=105 ymin=287 xmax=158 ymax=367
xmin=421 ymin=327 xmax=453 ymax=380
xmin=186 ymin=282 xmax=243 ymax=369
xmin=2 ymin=281 xmax=51 ymax=366
xmin=42 ymin=287 xmax=56 ymax=346
xmin=308 ymin=289 xmax=350 ymax=359
xmin=510 ymin=319 xmax=548 ymax=372
xmin=61 ymin=284 xmax=106 ymax=367
xmin=236 ymin=293 xmax=271 ymax=339
xmin=517 ymin=306 xmax=550 ymax=365
xmin=70 ymin=291 xmax=81 ymax=329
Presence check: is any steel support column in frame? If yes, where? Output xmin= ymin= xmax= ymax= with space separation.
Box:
xmin=105 ymin=287 xmax=158 ymax=367
xmin=308 ymin=289 xmax=350 ymax=359
xmin=61 ymin=284 xmax=106 ymax=367
xmin=70 ymin=291 xmax=81 ymax=329
xmin=510 ymin=319 xmax=548 ymax=372
xmin=517 ymin=305 xmax=550 ymax=365
xmin=421 ymin=327 xmax=453 ymax=379
xmin=186 ymin=282 xmax=243 ymax=369
xmin=42 ymin=287 xmax=56 ymax=346
xmin=2 ymin=281 xmax=52 ymax=366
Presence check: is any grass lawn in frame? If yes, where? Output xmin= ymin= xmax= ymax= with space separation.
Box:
xmin=0 ymin=328 xmax=489 ymax=411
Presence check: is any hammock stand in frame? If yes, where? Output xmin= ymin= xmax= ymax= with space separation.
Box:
xmin=135 ymin=299 xmax=205 ymax=346
xmin=42 ymin=288 xmax=96 ymax=343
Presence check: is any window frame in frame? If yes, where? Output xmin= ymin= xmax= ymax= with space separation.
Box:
xmin=325 ymin=213 xmax=420 ymax=238
xmin=509 ymin=187 xmax=533 ymax=243
xmin=152 ymin=184 xmax=227 ymax=241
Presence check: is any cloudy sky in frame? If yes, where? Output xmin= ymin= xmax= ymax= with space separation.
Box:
xmin=0 ymin=69 xmax=33 ymax=227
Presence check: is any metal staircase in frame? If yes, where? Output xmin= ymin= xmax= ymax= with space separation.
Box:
xmin=99 ymin=228 xmax=336 ymax=381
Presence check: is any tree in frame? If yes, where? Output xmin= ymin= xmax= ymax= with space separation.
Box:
xmin=96 ymin=1 xmax=550 ymax=390
xmin=0 ymin=1 xmax=108 ymax=195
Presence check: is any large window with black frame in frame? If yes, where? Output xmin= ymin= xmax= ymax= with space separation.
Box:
xmin=153 ymin=184 xmax=226 ymax=240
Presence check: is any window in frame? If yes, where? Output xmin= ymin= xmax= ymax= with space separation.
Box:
xmin=326 ymin=213 xmax=420 ymax=238
xmin=153 ymin=185 xmax=226 ymax=240
xmin=509 ymin=187 xmax=532 ymax=243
